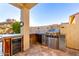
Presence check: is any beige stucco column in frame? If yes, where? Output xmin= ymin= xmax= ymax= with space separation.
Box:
xmin=21 ymin=8 xmax=30 ymax=51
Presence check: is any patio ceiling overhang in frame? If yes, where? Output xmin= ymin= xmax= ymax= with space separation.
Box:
xmin=10 ymin=3 xmax=37 ymax=9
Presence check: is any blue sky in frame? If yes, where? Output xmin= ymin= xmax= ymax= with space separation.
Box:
xmin=0 ymin=3 xmax=20 ymax=22
xmin=0 ymin=3 xmax=79 ymax=26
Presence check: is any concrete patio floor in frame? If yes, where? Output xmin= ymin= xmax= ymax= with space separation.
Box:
xmin=14 ymin=43 xmax=77 ymax=56
xmin=0 ymin=42 xmax=79 ymax=56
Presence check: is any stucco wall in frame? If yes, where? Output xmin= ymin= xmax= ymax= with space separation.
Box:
xmin=65 ymin=24 xmax=79 ymax=49
xmin=60 ymin=13 xmax=79 ymax=50
xmin=60 ymin=23 xmax=79 ymax=49
xmin=60 ymin=23 xmax=69 ymax=35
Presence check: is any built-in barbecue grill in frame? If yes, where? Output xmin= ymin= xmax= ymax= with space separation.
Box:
xmin=45 ymin=28 xmax=60 ymax=49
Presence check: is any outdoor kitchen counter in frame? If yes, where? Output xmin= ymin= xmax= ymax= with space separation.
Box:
xmin=2 ymin=34 xmax=23 ymax=56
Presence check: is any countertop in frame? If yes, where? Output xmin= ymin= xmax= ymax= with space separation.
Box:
xmin=0 ymin=34 xmax=22 ymax=38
